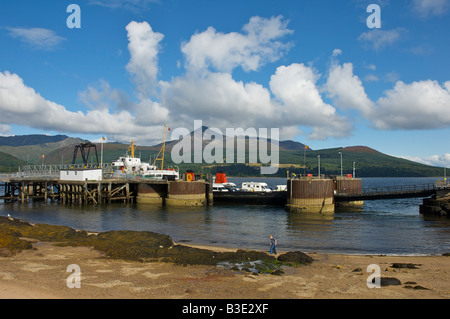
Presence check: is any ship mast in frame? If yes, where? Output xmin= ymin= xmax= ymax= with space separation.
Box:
xmin=153 ymin=124 xmax=167 ymax=170
xmin=128 ymin=140 xmax=136 ymax=158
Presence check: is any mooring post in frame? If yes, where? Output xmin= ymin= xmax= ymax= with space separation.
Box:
xmin=97 ymin=182 xmax=101 ymax=204
xmin=20 ymin=181 xmax=24 ymax=203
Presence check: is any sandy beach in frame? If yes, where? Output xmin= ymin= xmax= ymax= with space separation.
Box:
xmin=0 ymin=239 xmax=449 ymax=300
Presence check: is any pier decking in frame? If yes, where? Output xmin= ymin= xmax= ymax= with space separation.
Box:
xmin=0 ymin=173 xmax=212 ymax=206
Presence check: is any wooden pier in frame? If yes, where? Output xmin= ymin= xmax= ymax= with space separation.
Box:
xmin=0 ymin=177 xmax=212 ymax=206
xmin=1 ymin=173 xmax=448 ymax=216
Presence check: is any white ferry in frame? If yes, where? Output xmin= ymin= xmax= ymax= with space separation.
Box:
xmin=112 ymin=129 xmax=179 ymax=180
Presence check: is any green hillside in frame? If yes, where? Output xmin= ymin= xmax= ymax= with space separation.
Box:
xmin=0 ymin=137 xmax=87 ymax=165
xmin=0 ymin=134 xmax=444 ymax=178
xmin=58 ymin=142 xmax=441 ymax=178
xmin=0 ymin=150 xmax=27 ymax=173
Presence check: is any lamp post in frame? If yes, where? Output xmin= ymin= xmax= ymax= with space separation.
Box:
xmin=353 ymin=161 xmax=356 ymax=178
xmin=338 ymin=152 xmax=343 ymax=178
xmin=444 ymin=154 xmax=447 ymax=183
xmin=318 ymin=155 xmax=321 ymax=178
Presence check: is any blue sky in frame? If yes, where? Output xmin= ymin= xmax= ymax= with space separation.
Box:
xmin=0 ymin=0 xmax=449 ymax=167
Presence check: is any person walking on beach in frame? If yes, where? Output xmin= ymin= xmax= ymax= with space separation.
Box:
xmin=269 ymin=235 xmax=277 ymax=255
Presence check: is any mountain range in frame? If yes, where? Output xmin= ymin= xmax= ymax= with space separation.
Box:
xmin=0 ymin=133 xmax=444 ymax=177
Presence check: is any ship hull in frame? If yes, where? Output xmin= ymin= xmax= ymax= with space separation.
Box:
xmin=213 ymin=191 xmax=287 ymax=206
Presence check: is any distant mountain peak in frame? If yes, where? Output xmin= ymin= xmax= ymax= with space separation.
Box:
xmin=0 ymin=134 xmax=70 ymax=147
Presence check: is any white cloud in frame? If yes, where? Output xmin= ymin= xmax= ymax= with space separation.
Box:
xmin=395 ymin=153 xmax=450 ymax=167
xmin=373 ymin=80 xmax=450 ymax=130
xmin=323 ymin=53 xmax=450 ymax=132
xmin=0 ymin=18 xmax=354 ymax=143
xmin=412 ymin=0 xmax=450 ymax=18
xmin=0 ymin=71 xmax=165 ymax=144
xmin=161 ymin=61 xmax=352 ymax=141
xmin=358 ymin=28 xmax=406 ymax=51
xmin=164 ymin=18 xmax=350 ymax=141
xmin=126 ymin=21 xmax=164 ymax=97
xmin=324 ymin=62 xmax=374 ymax=116
xmin=6 ymin=27 xmax=65 ymax=51
xmin=181 ymin=15 xmax=293 ymax=73
xmin=269 ymin=63 xmax=353 ymax=140
xmin=332 ymin=49 xmax=342 ymax=57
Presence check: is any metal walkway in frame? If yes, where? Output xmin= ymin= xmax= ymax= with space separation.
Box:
xmin=335 ymin=183 xmax=438 ymax=201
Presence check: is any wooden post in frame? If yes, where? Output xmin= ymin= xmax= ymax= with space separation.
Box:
xmin=83 ymin=182 xmax=87 ymax=204
xmin=51 ymin=182 xmax=55 ymax=202
xmin=97 ymin=182 xmax=101 ymax=205
xmin=20 ymin=182 xmax=24 ymax=203
xmin=108 ymin=182 xmax=112 ymax=204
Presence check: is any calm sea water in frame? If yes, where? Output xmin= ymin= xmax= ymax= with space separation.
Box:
xmin=1 ymin=177 xmax=449 ymax=255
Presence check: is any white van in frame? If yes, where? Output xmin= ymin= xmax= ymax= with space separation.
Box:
xmin=241 ymin=182 xmax=272 ymax=192
xmin=275 ymin=185 xmax=287 ymax=191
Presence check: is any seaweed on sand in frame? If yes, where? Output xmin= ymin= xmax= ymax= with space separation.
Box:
xmin=92 ymin=230 xmax=174 ymax=261
xmin=0 ymin=217 xmax=34 ymax=255
xmin=0 ymin=217 xmax=314 ymax=274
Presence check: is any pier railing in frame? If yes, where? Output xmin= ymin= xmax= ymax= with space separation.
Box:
xmin=359 ymin=183 xmax=436 ymax=196
xmin=335 ymin=182 xmax=440 ymax=201
xmin=8 ymin=164 xmax=113 ymax=179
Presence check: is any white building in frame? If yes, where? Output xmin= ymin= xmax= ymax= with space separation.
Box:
xmin=60 ymin=169 xmax=102 ymax=181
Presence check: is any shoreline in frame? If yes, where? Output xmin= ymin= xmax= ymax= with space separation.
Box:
xmin=22 ymin=220 xmax=450 ymax=257
xmin=177 ymin=242 xmax=448 ymax=257
xmin=0 ymin=217 xmax=449 ymax=299
xmin=1 ymin=240 xmax=449 ymax=299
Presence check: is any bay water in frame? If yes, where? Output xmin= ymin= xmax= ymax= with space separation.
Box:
xmin=1 ymin=177 xmax=449 ymax=255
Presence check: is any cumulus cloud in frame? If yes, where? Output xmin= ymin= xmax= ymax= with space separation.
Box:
xmin=269 ymin=63 xmax=352 ymax=140
xmin=4 ymin=18 xmax=449 ymax=147
xmin=0 ymin=71 xmax=164 ymax=144
xmin=325 ymin=62 xmax=374 ymax=117
xmin=162 ymin=17 xmax=351 ymax=140
xmin=373 ymin=80 xmax=450 ymax=130
xmin=6 ymin=27 xmax=65 ymax=51
xmin=324 ymin=53 xmax=450 ymax=131
xmin=161 ymin=63 xmax=352 ymax=140
xmin=181 ymin=15 xmax=293 ymax=73
xmin=126 ymin=21 xmax=164 ymax=97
